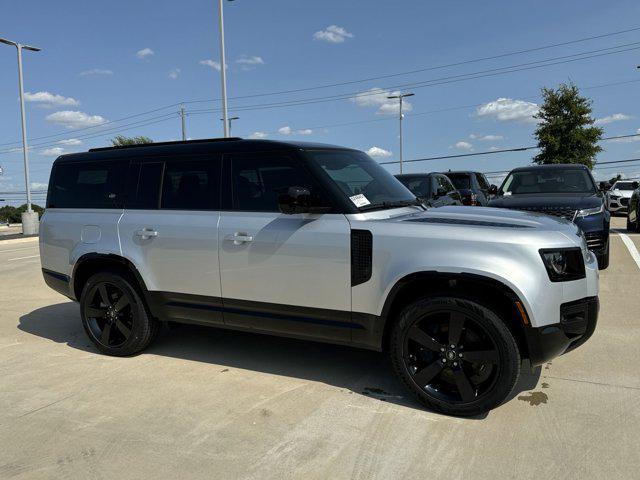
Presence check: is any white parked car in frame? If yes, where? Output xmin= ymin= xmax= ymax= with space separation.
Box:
xmin=606 ymin=180 xmax=636 ymax=213
xmin=40 ymin=139 xmax=599 ymax=416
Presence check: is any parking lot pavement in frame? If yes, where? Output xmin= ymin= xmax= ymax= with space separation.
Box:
xmin=1 ymin=233 xmax=639 ymax=480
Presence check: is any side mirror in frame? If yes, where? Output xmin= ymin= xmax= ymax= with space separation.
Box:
xmin=434 ymin=187 xmax=446 ymax=198
xmin=278 ymin=186 xmax=311 ymax=214
xmin=488 ymin=185 xmax=498 ymax=196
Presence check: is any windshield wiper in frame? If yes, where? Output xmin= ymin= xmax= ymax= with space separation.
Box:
xmin=359 ymin=198 xmax=424 ymax=211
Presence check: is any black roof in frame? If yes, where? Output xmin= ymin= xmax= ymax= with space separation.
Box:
xmin=441 ymin=171 xmax=482 ymax=176
xmin=55 ymin=138 xmax=356 ymax=163
xmin=395 ymin=173 xmax=438 ymax=178
xmin=510 ymin=163 xmax=590 ymax=172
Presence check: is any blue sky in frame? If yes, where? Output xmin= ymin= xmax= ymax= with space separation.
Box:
xmin=2 ymin=0 xmax=640 ymax=205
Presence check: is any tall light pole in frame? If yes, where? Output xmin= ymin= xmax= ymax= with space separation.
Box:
xmin=179 ymin=105 xmax=187 ymax=141
xmin=220 ymin=116 xmax=239 ymax=136
xmin=387 ymin=92 xmax=414 ymax=174
xmin=0 ymin=37 xmax=41 ymax=235
xmin=217 ymin=0 xmax=232 ymax=137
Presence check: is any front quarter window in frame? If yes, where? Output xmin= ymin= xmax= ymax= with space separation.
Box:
xmin=307 ymin=150 xmax=417 ymax=211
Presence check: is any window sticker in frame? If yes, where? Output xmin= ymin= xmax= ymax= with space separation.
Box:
xmin=349 ymin=194 xmax=371 ymax=207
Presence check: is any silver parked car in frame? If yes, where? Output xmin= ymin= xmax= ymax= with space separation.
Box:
xmin=40 ymin=139 xmax=599 ymax=416
xmin=606 ymin=180 xmax=636 ymax=214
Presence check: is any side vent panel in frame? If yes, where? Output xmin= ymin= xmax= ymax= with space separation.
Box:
xmin=351 ymin=230 xmax=373 ymax=286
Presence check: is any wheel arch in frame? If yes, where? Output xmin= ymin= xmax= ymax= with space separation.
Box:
xmin=377 ymin=271 xmax=532 ymax=359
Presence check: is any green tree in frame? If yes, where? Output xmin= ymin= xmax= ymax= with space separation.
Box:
xmin=0 ymin=203 xmax=44 ymax=223
xmin=533 ymin=82 xmax=603 ymax=169
xmin=110 ymin=135 xmax=153 ymax=147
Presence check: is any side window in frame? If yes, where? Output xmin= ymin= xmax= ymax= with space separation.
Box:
xmin=402 ymin=178 xmax=430 ymax=198
xmin=436 ymin=175 xmax=454 ymax=193
xmin=476 ymin=173 xmax=490 ymax=190
xmin=47 ymin=160 xmax=128 ymax=209
xmin=127 ymin=162 xmax=163 ymax=209
xmin=160 ymin=159 xmax=221 ymax=210
xmin=231 ymin=155 xmax=319 ymax=212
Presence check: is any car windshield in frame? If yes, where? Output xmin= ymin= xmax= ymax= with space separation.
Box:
xmin=612 ymin=181 xmax=635 ymax=191
xmin=446 ymin=174 xmax=471 ymax=190
xmin=500 ymin=168 xmax=596 ymax=194
xmin=307 ymin=150 xmax=417 ymax=210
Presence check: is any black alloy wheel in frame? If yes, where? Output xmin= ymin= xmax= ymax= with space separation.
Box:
xmin=390 ymin=296 xmax=520 ymax=416
xmin=80 ymin=272 xmax=158 ymax=356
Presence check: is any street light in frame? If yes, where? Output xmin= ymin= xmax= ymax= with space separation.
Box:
xmin=220 ymin=116 xmax=239 ymax=136
xmin=0 ymin=37 xmax=41 ymax=235
xmin=217 ymin=0 xmax=234 ymax=138
xmin=387 ymin=92 xmax=414 ymax=174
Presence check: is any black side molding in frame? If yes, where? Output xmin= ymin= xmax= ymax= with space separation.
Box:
xmin=42 ymin=269 xmax=73 ymax=299
xmin=351 ymin=229 xmax=372 ymax=286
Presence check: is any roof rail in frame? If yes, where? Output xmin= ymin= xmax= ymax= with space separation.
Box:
xmin=88 ymin=137 xmax=243 ymax=152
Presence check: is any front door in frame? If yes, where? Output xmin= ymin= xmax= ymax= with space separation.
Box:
xmin=218 ymin=152 xmax=352 ymax=342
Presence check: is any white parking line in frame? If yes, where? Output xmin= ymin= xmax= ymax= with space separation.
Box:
xmin=613 ymin=229 xmax=640 ymax=270
xmin=0 ymin=246 xmax=39 ymax=254
xmin=7 ymin=255 xmax=40 ymax=262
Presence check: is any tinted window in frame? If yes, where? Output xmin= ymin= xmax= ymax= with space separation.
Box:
xmin=47 ymin=160 xmax=128 ymax=209
xmin=231 ymin=155 xmax=319 ymax=212
xmin=396 ymin=176 xmax=431 ymax=198
xmin=476 ymin=173 xmax=490 ymax=190
xmin=161 ymin=160 xmax=220 ymax=210
xmin=613 ymin=182 xmax=635 ymax=191
xmin=128 ymin=162 xmax=162 ymax=209
xmin=436 ymin=175 xmax=455 ymax=193
xmin=501 ymin=169 xmax=596 ymax=195
xmin=308 ymin=150 xmax=415 ymax=209
xmin=447 ymin=174 xmax=471 ymax=190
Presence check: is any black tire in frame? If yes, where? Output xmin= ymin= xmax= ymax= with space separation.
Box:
xmin=597 ymin=242 xmax=610 ymax=270
xmin=80 ymin=272 xmax=158 ymax=356
xmin=628 ymin=213 xmax=639 ymax=232
xmin=389 ymin=295 xmax=520 ymax=417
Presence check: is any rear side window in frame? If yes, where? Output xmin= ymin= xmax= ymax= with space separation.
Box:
xmin=231 ymin=155 xmax=318 ymax=212
xmin=47 ymin=160 xmax=128 ymax=209
xmin=160 ymin=160 xmax=221 ymax=210
xmin=447 ymin=174 xmax=471 ymax=190
xmin=398 ymin=176 xmax=431 ymax=198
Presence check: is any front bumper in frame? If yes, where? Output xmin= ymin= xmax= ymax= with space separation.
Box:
xmin=608 ymin=197 xmax=629 ymax=213
xmin=524 ymin=296 xmax=599 ymax=366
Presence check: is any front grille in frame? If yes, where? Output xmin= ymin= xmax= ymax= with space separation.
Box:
xmin=585 ymin=232 xmax=606 ymax=252
xmin=621 ymin=198 xmax=629 ymax=207
xmin=505 ymin=206 xmax=577 ymax=220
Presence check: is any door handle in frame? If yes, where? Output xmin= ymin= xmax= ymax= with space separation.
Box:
xmin=134 ymin=228 xmax=158 ymax=240
xmin=225 ymin=232 xmax=254 ymax=245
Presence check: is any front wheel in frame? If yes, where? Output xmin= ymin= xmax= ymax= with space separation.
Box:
xmin=597 ymin=242 xmax=610 ymax=270
xmin=389 ymin=296 xmax=520 ymax=416
xmin=80 ymin=272 xmax=158 ymax=356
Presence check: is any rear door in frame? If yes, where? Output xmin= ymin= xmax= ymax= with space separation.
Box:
xmin=217 ymin=152 xmax=352 ymax=342
xmin=118 ymin=155 xmax=224 ymax=325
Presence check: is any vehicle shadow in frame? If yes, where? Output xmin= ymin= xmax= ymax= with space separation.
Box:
xmin=18 ymin=302 xmax=540 ymax=418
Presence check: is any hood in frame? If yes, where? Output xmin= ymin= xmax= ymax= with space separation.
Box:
xmin=488 ymin=193 xmax=602 ymax=209
xmin=609 ymin=189 xmax=634 ymax=198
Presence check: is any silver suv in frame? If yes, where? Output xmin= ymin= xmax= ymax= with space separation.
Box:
xmin=40 ymin=139 xmax=599 ymax=416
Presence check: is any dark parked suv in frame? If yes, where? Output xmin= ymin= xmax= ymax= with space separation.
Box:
xmin=441 ymin=171 xmax=495 ymax=206
xmin=395 ymin=173 xmax=463 ymax=207
xmin=489 ymin=164 xmax=610 ymax=269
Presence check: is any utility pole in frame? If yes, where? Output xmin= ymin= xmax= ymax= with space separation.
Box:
xmin=179 ymin=106 xmax=187 ymax=141
xmin=0 ymin=37 xmax=41 ymax=235
xmin=217 ymin=0 xmax=231 ymax=137
xmin=220 ymin=116 xmax=239 ymax=136
xmin=387 ymin=92 xmax=414 ymax=174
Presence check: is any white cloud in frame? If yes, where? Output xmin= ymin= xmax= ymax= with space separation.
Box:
xmin=607 ymin=128 xmax=640 ymax=143
xmin=278 ymin=126 xmax=292 ymax=135
xmin=136 ymin=48 xmax=154 ymax=59
xmin=249 ymin=131 xmax=268 ymax=139
xmin=366 ymin=146 xmax=392 ymax=158
xmin=46 ymin=110 xmax=107 ymax=129
xmin=277 ymin=126 xmax=313 ymax=136
xmin=199 ymin=59 xmax=224 ymax=71
xmin=313 ymin=25 xmax=354 ymax=44
xmin=57 ymin=138 xmax=82 ymax=146
xmin=30 ymin=182 xmax=48 ymax=190
xmin=168 ymin=68 xmax=181 ymax=79
xmin=236 ymin=55 xmax=264 ymax=66
xmin=454 ymin=141 xmax=473 ymax=150
xmin=39 ymin=147 xmax=65 ymax=156
xmin=24 ymin=91 xmax=79 ymax=107
xmin=351 ymin=87 xmax=413 ymax=116
xmin=594 ymin=113 xmax=633 ymax=125
xmin=476 ymin=98 xmax=539 ymax=123
xmin=469 ymin=133 xmax=504 ymax=141
xmin=297 ymin=129 xmax=313 ymax=135
xmin=79 ymin=68 xmax=113 ymax=76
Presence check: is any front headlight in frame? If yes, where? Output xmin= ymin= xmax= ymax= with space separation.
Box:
xmin=539 ymin=248 xmax=586 ymax=282
xmin=576 ymin=204 xmax=604 ymax=217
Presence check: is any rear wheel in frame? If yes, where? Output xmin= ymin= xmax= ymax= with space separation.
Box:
xmin=389 ymin=296 xmax=520 ymax=416
xmin=80 ymin=272 xmax=158 ymax=356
